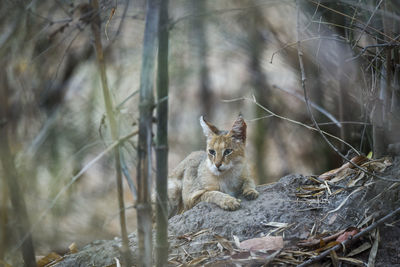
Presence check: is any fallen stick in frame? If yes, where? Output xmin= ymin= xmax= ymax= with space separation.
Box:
xmin=297 ymin=206 xmax=400 ymax=267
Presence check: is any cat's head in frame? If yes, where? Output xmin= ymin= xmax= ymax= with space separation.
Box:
xmin=200 ymin=116 xmax=246 ymax=176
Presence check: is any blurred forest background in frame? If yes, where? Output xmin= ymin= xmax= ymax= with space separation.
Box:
xmin=1 ymin=0 xmax=400 ymax=265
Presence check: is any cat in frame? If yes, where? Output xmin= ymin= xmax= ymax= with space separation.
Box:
xmin=167 ymin=115 xmax=258 ymax=218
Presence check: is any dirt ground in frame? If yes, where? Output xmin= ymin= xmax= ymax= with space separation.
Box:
xmin=52 ymin=156 xmax=400 ymax=266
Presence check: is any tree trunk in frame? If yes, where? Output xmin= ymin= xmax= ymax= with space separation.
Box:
xmin=190 ymin=0 xmax=212 ymax=117
xmin=155 ymin=0 xmax=169 ymax=265
xmin=137 ymin=0 xmax=161 ymax=266
xmin=244 ymin=2 xmax=269 ymax=184
xmin=0 ymin=75 xmax=36 ymax=267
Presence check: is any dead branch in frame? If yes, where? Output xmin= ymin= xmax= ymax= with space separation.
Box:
xmin=272 ymin=84 xmax=341 ymax=127
xmin=347 ymin=43 xmax=400 ymax=62
xmin=221 ymin=97 xmax=360 ymax=156
xmin=307 ymin=0 xmax=400 ymax=44
xmin=297 ymin=205 xmax=400 ymax=266
xmin=295 ymin=0 xmax=399 ymax=183
xmin=352 ymin=0 xmax=384 ymax=48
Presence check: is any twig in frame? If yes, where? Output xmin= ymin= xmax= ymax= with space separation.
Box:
xmin=272 ymin=84 xmax=342 ymax=127
xmin=295 ymin=1 xmax=399 ymax=183
xmin=270 ymin=36 xmax=348 ymax=64
xmin=327 ymin=185 xmax=371 ymax=214
xmin=116 ymin=89 xmax=139 ymax=109
xmin=367 ymin=31 xmax=400 ymax=71
xmin=248 ymin=115 xmax=274 ymax=122
xmin=109 ymin=0 xmax=130 ymax=44
xmin=105 ymin=5 xmax=116 ymax=41
xmin=298 ymin=229 xmax=345 ymax=247
xmin=13 ymin=129 xmax=138 ymax=254
xmin=314 ymin=121 xmax=371 ymax=126
xmin=297 ymin=206 xmax=400 ymax=267
xmin=169 ymin=2 xmax=277 ymax=30
xmin=347 ymin=43 xmax=400 ymax=62
xmin=221 ymin=97 xmax=360 ymax=156
xmin=352 ymin=0 xmax=384 ymax=48
xmin=307 ymin=0 xmax=399 ymax=44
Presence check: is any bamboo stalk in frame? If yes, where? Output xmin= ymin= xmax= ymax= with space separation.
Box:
xmin=0 ymin=79 xmax=36 ymax=266
xmin=89 ymin=0 xmax=131 ymax=265
xmin=155 ymin=0 xmax=169 ymax=266
xmin=137 ymin=0 xmax=161 ymax=265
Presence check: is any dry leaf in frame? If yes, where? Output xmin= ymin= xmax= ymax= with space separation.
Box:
xmin=315 ymin=241 xmax=339 ymax=253
xmin=338 ymin=257 xmax=365 ymax=266
xmin=330 ymin=250 xmax=339 ymax=267
xmin=114 ymin=257 xmax=121 ymax=267
xmin=240 ymin=236 xmax=283 ymax=251
xmin=298 ymin=230 xmax=345 ymax=247
xmin=347 ymin=242 xmax=372 ymax=257
xmin=232 ymin=235 xmax=241 ymax=248
xmin=37 ymin=252 xmax=62 ymax=267
xmin=319 ymin=155 xmax=369 ymax=180
xmin=188 ymin=255 xmax=208 ymax=265
xmin=68 ymin=242 xmax=78 ymax=254
xmin=177 ymin=228 xmax=210 ymax=242
xmin=336 ymin=228 xmax=359 ymax=243
xmin=328 ymin=213 xmax=338 ymax=225
xmin=347 ymin=172 xmax=365 ymax=187
xmin=214 ymin=234 xmax=234 ymax=252
xmin=368 ymin=229 xmax=380 ymax=267
xmin=263 ymin=222 xmax=288 ymax=228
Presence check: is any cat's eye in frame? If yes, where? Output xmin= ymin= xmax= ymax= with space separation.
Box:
xmin=223 ymin=149 xmax=233 ymax=156
xmin=208 ymin=149 xmax=216 ymax=156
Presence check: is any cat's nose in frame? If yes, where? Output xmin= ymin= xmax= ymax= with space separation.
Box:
xmin=215 ymin=162 xmax=222 ymax=169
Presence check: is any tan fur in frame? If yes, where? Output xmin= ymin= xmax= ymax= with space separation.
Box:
xmin=167 ymin=116 xmax=259 ymax=218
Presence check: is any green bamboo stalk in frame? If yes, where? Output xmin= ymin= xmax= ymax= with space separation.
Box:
xmin=137 ymin=0 xmax=161 ymax=266
xmin=89 ymin=0 xmax=131 ymax=265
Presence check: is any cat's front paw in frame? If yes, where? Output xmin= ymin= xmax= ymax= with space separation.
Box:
xmin=220 ymin=196 xmax=241 ymax=211
xmin=243 ymin=188 xmax=259 ymax=200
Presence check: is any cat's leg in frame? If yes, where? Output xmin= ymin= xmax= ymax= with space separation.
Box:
xmin=241 ymin=176 xmax=259 ymax=200
xmin=199 ymin=191 xmax=241 ymax=210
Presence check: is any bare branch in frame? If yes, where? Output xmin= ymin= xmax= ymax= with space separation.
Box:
xmin=272 ymin=84 xmax=342 ymax=127
xmin=221 ymin=97 xmax=360 ymax=155
xmin=347 ymin=42 xmax=400 ymax=62
xmin=296 ymin=0 xmax=399 ymax=183
xmin=352 ymin=0 xmax=384 ymax=48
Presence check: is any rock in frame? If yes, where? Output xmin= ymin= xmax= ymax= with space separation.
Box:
xmin=53 ymin=168 xmax=400 ymax=266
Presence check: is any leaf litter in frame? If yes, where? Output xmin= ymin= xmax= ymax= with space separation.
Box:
xmin=49 ymin=156 xmax=399 ymax=266
xmin=166 ymin=156 xmax=395 ymax=266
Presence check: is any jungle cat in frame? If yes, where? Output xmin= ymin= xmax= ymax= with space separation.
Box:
xmin=167 ymin=115 xmax=259 ymax=218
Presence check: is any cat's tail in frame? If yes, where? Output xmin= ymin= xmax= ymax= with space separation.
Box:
xmin=167 ymin=176 xmax=183 ymax=218
xmin=151 ymin=175 xmax=183 ymax=219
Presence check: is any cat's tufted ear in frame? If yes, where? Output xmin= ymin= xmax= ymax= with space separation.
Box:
xmin=229 ymin=115 xmax=246 ymax=143
xmin=200 ymin=116 xmax=220 ymax=139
